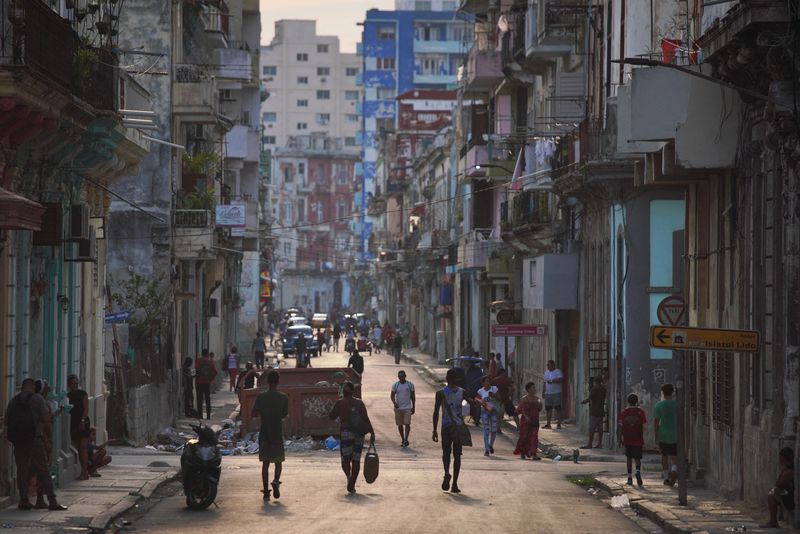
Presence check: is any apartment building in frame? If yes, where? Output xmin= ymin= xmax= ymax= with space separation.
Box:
xmin=261 ymin=21 xmax=360 ymax=314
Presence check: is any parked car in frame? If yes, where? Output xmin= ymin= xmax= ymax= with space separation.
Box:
xmin=287 ymin=316 xmax=308 ymax=328
xmin=282 ymin=325 xmax=319 ymax=358
xmin=311 ymin=313 xmax=329 ymax=328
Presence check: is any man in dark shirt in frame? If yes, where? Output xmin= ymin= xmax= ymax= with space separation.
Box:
xmin=329 ymin=381 xmax=374 ymax=494
xmin=252 ymin=370 xmax=288 ymax=501
xmin=348 ymin=350 xmax=365 ymax=375
xmin=7 ymin=378 xmax=67 ymax=510
xmin=580 ymin=376 xmax=607 ymax=449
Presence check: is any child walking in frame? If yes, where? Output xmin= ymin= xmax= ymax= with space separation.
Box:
xmin=618 ymin=393 xmax=647 ymax=487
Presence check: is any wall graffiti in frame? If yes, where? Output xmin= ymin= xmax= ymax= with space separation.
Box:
xmin=302 ymin=396 xmax=336 ymax=419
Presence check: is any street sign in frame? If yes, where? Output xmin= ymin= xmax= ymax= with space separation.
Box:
xmin=657 ymin=295 xmax=686 ymax=326
xmin=491 ymin=324 xmax=547 ymax=337
xmin=649 ymin=326 xmax=760 ymax=352
xmin=104 ymin=310 xmax=131 ymax=324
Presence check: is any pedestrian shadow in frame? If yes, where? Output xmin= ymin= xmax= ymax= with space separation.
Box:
xmin=260 ymin=501 xmax=293 ymax=517
xmin=442 ymin=492 xmax=483 ymax=506
xmin=341 ymin=491 xmax=383 ymax=503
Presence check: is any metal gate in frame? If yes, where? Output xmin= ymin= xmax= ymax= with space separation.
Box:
xmin=588 ymin=340 xmax=610 ymax=432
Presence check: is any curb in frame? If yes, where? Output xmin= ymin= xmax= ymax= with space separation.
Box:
xmin=89 ymin=469 xmax=179 ymax=532
xmin=594 ymin=476 xmax=697 ymax=534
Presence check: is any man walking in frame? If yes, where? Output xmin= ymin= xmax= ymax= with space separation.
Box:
xmin=392 ymin=330 xmax=403 ymax=364
xmin=195 ymin=349 xmax=218 ymax=420
xmin=390 ymin=370 xmax=416 ymax=447
xmin=252 ymin=331 xmax=267 ymax=369
xmin=5 ymin=378 xmax=67 ymax=510
xmin=432 ymin=368 xmax=468 ymax=494
xmin=653 ymin=383 xmax=678 ymax=486
xmin=543 ymin=360 xmax=563 ymax=429
xmin=295 ymin=331 xmax=308 ymax=368
xmin=347 ymin=349 xmax=364 ymax=376
xmin=252 ymin=370 xmax=288 ymax=501
xmin=333 ymin=322 xmax=341 ymax=352
xmin=580 ymin=375 xmax=607 ymax=449
xmin=329 ymin=381 xmax=375 ymax=494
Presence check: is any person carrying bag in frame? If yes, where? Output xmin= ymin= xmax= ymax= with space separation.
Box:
xmin=363 ymin=442 xmax=379 ymax=483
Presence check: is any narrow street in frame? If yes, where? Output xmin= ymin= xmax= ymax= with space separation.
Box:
xmin=131 ymin=349 xmax=643 ymax=533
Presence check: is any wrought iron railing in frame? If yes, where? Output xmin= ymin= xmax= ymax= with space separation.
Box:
xmin=174 ymin=209 xmax=212 ymax=228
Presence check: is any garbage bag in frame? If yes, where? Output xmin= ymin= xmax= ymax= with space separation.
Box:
xmin=324 ymin=436 xmax=340 ymax=450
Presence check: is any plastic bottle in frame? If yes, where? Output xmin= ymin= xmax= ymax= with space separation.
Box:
xmin=553 ymin=455 xmax=561 ymax=462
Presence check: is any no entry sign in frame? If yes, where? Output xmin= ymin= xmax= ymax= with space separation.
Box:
xmin=491 ymin=324 xmax=547 ymax=337
xmin=657 ymin=295 xmax=686 ymax=327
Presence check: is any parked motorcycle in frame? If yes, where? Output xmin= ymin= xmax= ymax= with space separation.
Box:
xmin=181 ymin=424 xmax=221 ymax=510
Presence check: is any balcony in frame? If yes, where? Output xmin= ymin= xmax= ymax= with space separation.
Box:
xmin=413 ymin=73 xmax=457 ymax=85
xmin=524 ymin=1 xmax=577 ymax=67
xmin=173 ymin=65 xmax=219 ymax=122
xmin=462 ymin=39 xmax=503 ymax=94
xmin=414 ymin=40 xmax=464 ymax=54
xmin=618 ymin=65 xmax=741 ymax=183
xmin=225 ymin=125 xmax=260 ymax=161
xmin=213 ymin=43 xmax=253 ymax=82
xmin=200 ymin=1 xmax=229 ymax=47
xmin=457 ymin=228 xmax=504 ymax=270
xmin=174 ymin=210 xmax=216 ymax=259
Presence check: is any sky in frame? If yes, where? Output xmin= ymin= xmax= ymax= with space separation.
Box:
xmin=261 ymin=0 xmax=395 ymax=53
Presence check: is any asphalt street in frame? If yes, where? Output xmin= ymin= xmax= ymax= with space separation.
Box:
xmin=130 ymin=348 xmax=643 ymax=533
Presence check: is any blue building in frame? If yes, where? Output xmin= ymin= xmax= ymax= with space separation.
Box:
xmin=355 ymin=7 xmax=471 ymax=260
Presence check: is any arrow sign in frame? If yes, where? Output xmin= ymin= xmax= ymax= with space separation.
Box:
xmin=649 ymin=325 xmax=760 ymax=353
xmin=104 ymin=310 xmax=131 ymax=324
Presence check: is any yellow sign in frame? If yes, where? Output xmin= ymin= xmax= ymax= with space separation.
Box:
xmin=649 ymin=326 xmax=760 ymax=353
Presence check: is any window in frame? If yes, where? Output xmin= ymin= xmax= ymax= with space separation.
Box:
xmin=345 ymin=67 xmax=359 ymax=76
xmin=712 ymin=352 xmax=734 ymax=430
xmin=337 ymin=202 xmax=347 ymax=219
xmin=297 ymin=122 xmax=307 ymax=130
xmin=345 ymin=91 xmax=359 ymax=101
xmin=262 ymin=112 xmax=277 ymax=122
xmin=316 ymin=90 xmax=330 ymax=100
xmin=316 ymin=113 xmax=331 ymax=124
xmin=297 ymin=76 xmax=308 ymax=84
xmin=345 ymin=137 xmax=357 ymax=147
xmin=298 ymin=162 xmax=305 ymax=175
xmin=317 ymin=44 xmax=329 ymax=53
xmin=377 ymin=87 xmax=396 ymax=99
xmin=415 ymin=0 xmax=432 ymax=9
xmin=283 ymin=165 xmax=293 ymax=182
xmin=297 ymin=198 xmax=306 ymax=222
xmin=297 ymin=99 xmax=308 ymax=107
xmin=529 ymin=260 xmax=537 ymax=287
xmin=296 ymin=53 xmax=308 ymax=61
xmin=283 ymin=242 xmax=291 ymax=254
xmin=346 ymin=114 xmax=359 ymax=123
xmin=442 ymin=0 xmax=457 ymax=9
xmin=263 ymin=65 xmax=277 ymax=76
xmin=417 ymin=26 xmax=441 ymax=41
xmin=317 ymin=67 xmax=330 ymax=76
xmin=336 ymin=165 xmax=348 ymax=184
xmin=263 ymin=135 xmax=276 ymax=144
xmin=377 ymin=57 xmax=396 ymax=70
xmin=378 ymin=26 xmax=396 ymax=40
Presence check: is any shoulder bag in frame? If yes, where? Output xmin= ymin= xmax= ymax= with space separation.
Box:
xmin=441 ymin=390 xmax=472 ymax=447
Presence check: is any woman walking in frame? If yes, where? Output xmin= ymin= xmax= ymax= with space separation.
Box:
xmin=476 ymin=376 xmax=498 ymax=456
xmin=227 ymin=347 xmax=240 ymax=392
xmin=514 ymin=382 xmax=542 ymax=460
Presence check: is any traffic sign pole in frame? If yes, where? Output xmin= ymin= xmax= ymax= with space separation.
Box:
xmin=677 ymin=349 xmax=688 ymax=505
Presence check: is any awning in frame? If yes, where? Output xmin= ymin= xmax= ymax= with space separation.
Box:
xmin=410 ymin=203 xmax=426 ymax=216
xmin=0 ymin=187 xmax=46 ymax=231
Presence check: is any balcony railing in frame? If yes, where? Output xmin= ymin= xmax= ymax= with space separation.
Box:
xmin=175 ymin=209 xmax=213 ymax=228
xmin=505 ymin=190 xmax=552 ymax=228
xmin=458 ymin=228 xmax=503 ymax=269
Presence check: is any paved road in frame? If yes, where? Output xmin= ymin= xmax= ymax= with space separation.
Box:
xmin=132 ymin=348 xmax=642 ymax=534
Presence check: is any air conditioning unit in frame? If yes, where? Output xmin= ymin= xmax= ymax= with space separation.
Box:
xmin=207 ymin=298 xmax=219 ymax=317
xmin=68 ymin=204 xmax=90 ymax=241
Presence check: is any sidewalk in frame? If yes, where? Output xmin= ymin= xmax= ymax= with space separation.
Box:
xmin=404 ymin=347 xmax=789 ymax=533
xmin=0 ymin=383 xmax=244 ymax=533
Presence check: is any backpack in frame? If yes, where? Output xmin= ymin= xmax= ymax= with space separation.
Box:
xmin=7 ymin=394 xmax=36 ymax=444
xmin=621 ymin=408 xmax=644 ymax=444
xmin=348 ymin=402 xmax=370 ymax=436
xmin=197 ymin=360 xmax=213 ymax=380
